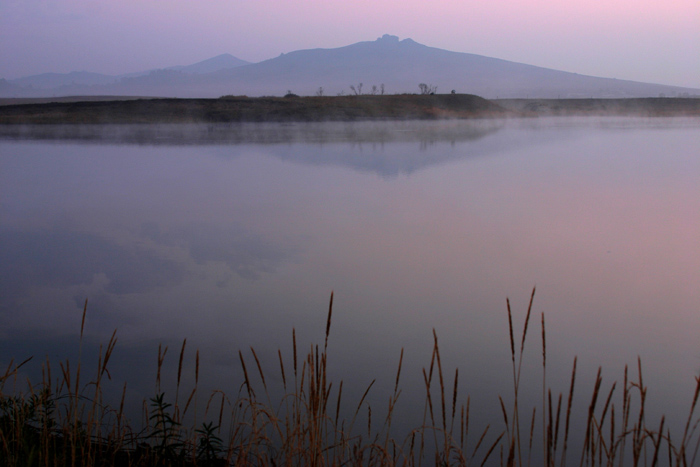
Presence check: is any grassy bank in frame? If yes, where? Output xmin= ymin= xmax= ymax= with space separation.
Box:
xmin=495 ymin=98 xmax=700 ymax=117
xmin=1 ymin=95 xmax=698 ymax=125
xmin=0 ymin=94 xmax=509 ymax=125
xmin=2 ymin=291 xmax=699 ymax=466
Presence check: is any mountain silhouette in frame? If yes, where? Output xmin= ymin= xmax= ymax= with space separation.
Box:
xmin=3 ymin=35 xmax=698 ymax=99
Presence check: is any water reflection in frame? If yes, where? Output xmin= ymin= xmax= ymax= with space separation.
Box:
xmin=0 ymin=120 xmax=548 ymax=177
xmin=2 ymin=118 xmax=700 ymax=454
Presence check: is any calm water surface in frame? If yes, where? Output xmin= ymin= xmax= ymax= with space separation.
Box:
xmin=2 ymin=118 xmax=700 ymax=449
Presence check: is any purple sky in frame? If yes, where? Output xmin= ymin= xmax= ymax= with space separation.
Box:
xmin=2 ymin=0 xmax=699 ymax=89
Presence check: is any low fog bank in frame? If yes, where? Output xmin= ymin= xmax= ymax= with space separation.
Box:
xmin=497 ymin=97 xmax=700 ymax=116
xmin=1 ymin=96 xmax=699 ymax=127
xmin=0 ymin=120 xmax=504 ymax=146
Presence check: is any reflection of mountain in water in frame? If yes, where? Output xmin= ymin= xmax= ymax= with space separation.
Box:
xmin=1 ymin=120 xmax=502 ymax=145
xmin=1 ymin=121 xmax=515 ymax=177
xmin=0 ymin=119 xmax=598 ymax=177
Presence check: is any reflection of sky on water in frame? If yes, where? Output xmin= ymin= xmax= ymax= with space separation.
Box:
xmin=2 ymin=118 xmax=700 ymax=453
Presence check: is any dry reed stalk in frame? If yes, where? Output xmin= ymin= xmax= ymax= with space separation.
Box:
xmin=462 ymin=397 xmax=471 ymax=453
xmin=507 ymin=298 xmax=516 ymax=366
xmin=238 ymin=350 xmax=254 ymax=401
xmin=324 ymin=291 xmax=333 ymax=353
xmin=194 ymin=348 xmax=199 ymax=429
xmin=649 ymin=416 xmax=665 ymax=467
xmin=218 ymin=391 xmax=225 ymax=436
xmin=542 ymin=312 xmax=547 ymax=464
xmin=518 ymin=287 xmax=536 ymax=379
xmin=471 ymin=424 xmax=490 ymax=460
xmin=351 ymin=379 xmax=376 ymax=430
xmin=690 ymin=426 xmax=700 ymax=467
xmin=42 ymin=357 xmax=54 ymax=462
xmin=528 ymin=406 xmax=536 ymax=467
xmin=631 ymin=358 xmax=647 ymax=466
xmin=451 ymin=368 xmax=459 ymax=435
xmin=422 ymin=367 xmax=438 ymax=456
xmin=322 ymin=365 xmax=330 ymax=417
xmin=590 ymin=416 xmax=611 ymax=464
xmin=553 ymin=392 xmax=562 ymax=458
xmin=182 ymin=387 xmax=196 ymax=417
xmin=609 ymin=404 xmax=615 ymax=461
xmin=249 ymin=347 xmax=269 ymax=400
xmin=419 ymin=343 xmax=438 ymax=462
xmin=561 ymin=356 xmax=577 ymax=467
xmin=432 ymin=329 xmax=449 ymax=458
xmin=580 ymin=366 xmax=602 ymax=467
xmin=499 ymin=395 xmax=510 ymax=437
xmin=80 ymin=298 xmax=88 ymax=339
xmin=505 ymin=287 xmax=536 ymax=467
xmin=156 ymin=343 xmax=167 ymax=394
xmin=507 ymin=437 xmax=516 ymax=467
xmin=507 ymin=295 xmax=516 ymax=453
xmin=618 ymin=364 xmax=630 ymax=467
xmin=141 ymin=398 xmax=149 ymax=433
xmin=278 ymin=349 xmax=287 ymax=391
xmin=599 ymin=383 xmax=616 ymax=432
xmin=590 ymin=382 xmax=615 ymax=464
xmin=335 ymin=380 xmax=343 ymax=431
xmin=175 ymin=338 xmax=186 ymax=422
xmin=292 ymin=328 xmax=298 ymax=381
xmin=409 ymin=431 xmax=416 ymax=465
xmin=679 ymin=375 xmax=700 ymax=464
xmin=395 ymin=348 xmax=404 ymax=396
xmin=79 ymin=329 xmax=116 ymax=464
xmin=367 ymin=405 xmax=372 ymax=438
xmin=428 ymin=341 xmax=437 ymax=385
xmin=547 ymin=390 xmax=553 ymax=467
xmin=383 ymin=348 xmax=404 ymax=453
xmin=481 ymin=431 xmax=505 ymax=467
xmin=298 ymin=358 xmax=307 ymax=423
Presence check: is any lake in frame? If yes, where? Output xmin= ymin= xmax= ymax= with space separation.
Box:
xmin=2 ymin=117 xmax=700 ymax=463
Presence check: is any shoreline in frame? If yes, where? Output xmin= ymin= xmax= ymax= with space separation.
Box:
xmin=0 ymin=94 xmax=509 ymax=124
xmin=0 ymin=95 xmax=698 ymax=125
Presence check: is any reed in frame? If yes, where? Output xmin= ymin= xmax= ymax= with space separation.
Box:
xmin=1 ymin=289 xmax=699 ymax=466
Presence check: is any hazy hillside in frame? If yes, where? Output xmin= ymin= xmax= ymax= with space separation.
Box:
xmin=166 ymin=53 xmax=250 ymax=74
xmin=2 ymin=35 xmax=698 ymax=99
xmin=10 ymin=71 xmax=118 ymax=89
xmin=206 ymin=34 xmax=698 ymax=98
xmin=5 ymin=53 xmax=250 ymax=97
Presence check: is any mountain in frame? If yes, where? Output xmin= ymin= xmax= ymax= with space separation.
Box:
xmin=0 ymin=78 xmax=23 ymax=95
xmin=2 ymin=35 xmax=698 ymax=99
xmin=10 ymin=71 xmax=118 ymax=89
xmin=4 ymin=54 xmax=249 ymax=97
xmin=202 ymin=34 xmax=698 ymax=98
xmin=166 ymin=53 xmax=250 ymax=74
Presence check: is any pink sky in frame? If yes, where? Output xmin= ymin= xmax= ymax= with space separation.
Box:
xmin=1 ymin=0 xmax=699 ymax=88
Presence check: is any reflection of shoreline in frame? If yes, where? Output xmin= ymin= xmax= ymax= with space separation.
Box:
xmin=2 ymin=117 xmax=697 ymax=146
xmin=7 ymin=118 xmax=697 ymax=178
xmin=0 ymin=120 xmax=505 ymax=146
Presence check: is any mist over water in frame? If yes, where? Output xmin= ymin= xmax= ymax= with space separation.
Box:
xmin=2 ymin=117 xmax=700 ymax=456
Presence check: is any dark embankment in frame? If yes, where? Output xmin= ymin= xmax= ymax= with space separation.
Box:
xmin=1 ymin=95 xmax=698 ymax=125
xmin=0 ymin=96 xmax=150 ymax=106
xmin=496 ymin=97 xmax=700 ymax=116
xmin=0 ymin=94 xmax=509 ymax=124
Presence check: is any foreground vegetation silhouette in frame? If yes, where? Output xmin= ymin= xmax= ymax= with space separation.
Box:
xmin=2 ymin=290 xmax=699 ymax=466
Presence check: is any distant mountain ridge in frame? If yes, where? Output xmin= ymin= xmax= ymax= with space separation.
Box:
xmin=165 ymin=53 xmax=250 ymax=74
xmin=2 ymin=35 xmax=699 ymax=99
xmin=6 ymin=53 xmax=250 ymax=93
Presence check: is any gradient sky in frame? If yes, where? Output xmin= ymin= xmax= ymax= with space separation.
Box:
xmin=1 ymin=0 xmax=699 ymax=89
